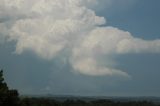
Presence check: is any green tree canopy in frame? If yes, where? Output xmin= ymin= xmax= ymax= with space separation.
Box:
xmin=0 ymin=70 xmax=9 ymax=93
xmin=0 ymin=69 xmax=20 ymax=106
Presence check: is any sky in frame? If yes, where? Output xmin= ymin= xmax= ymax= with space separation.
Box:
xmin=0 ymin=0 xmax=160 ymax=96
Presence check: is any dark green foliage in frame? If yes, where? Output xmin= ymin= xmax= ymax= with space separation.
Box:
xmin=0 ymin=69 xmax=20 ymax=106
xmin=20 ymin=98 xmax=60 ymax=106
xmin=19 ymin=98 xmax=159 ymax=106
xmin=0 ymin=70 xmax=9 ymax=93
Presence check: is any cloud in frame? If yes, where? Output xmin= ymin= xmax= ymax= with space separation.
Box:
xmin=0 ymin=0 xmax=160 ymax=77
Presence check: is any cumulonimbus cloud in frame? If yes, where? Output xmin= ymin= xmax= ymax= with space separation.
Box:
xmin=0 ymin=0 xmax=160 ymax=77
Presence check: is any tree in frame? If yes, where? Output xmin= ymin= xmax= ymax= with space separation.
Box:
xmin=0 ymin=70 xmax=9 ymax=92
xmin=0 ymin=69 xmax=20 ymax=106
xmin=0 ymin=70 xmax=9 ymax=105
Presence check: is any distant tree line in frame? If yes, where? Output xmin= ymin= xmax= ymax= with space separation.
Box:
xmin=0 ymin=69 xmax=160 ymax=106
xmin=19 ymin=98 xmax=160 ymax=106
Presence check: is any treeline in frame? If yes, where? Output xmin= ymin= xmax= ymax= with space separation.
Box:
xmin=20 ymin=97 xmax=160 ymax=106
xmin=1 ymin=69 xmax=160 ymax=106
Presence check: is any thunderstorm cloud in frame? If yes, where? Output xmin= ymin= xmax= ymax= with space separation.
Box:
xmin=0 ymin=0 xmax=160 ymax=77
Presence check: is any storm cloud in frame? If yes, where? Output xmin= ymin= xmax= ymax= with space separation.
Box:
xmin=0 ymin=0 xmax=160 ymax=77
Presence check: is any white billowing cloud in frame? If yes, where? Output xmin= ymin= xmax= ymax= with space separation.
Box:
xmin=70 ymin=57 xmax=129 ymax=77
xmin=79 ymin=27 xmax=160 ymax=54
xmin=70 ymin=27 xmax=160 ymax=77
xmin=117 ymin=38 xmax=160 ymax=54
xmin=4 ymin=0 xmax=105 ymax=59
xmin=0 ymin=0 xmax=160 ymax=77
